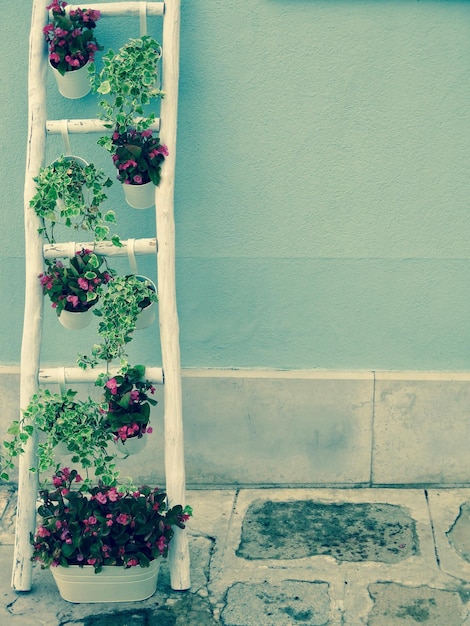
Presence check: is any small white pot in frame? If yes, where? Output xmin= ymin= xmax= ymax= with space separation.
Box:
xmin=50 ymin=59 xmax=92 ymax=99
xmin=58 ymin=308 xmax=93 ymax=330
xmin=114 ymin=435 xmax=147 ymax=456
xmin=122 ymin=181 xmax=155 ymax=209
xmin=135 ymin=275 xmax=157 ymax=330
xmin=50 ymin=559 xmax=161 ymax=603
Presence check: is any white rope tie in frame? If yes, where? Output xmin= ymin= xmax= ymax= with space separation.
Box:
xmin=60 ymin=119 xmax=72 ymax=156
xmin=58 ymin=367 xmax=66 ymax=395
xmin=140 ymin=1 xmax=147 ymax=37
xmin=127 ymin=238 xmax=138 ymax=275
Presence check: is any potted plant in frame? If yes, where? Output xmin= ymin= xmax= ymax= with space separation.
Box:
xmin=78 ymin=274 xmax=157 ymax=367
xmin=44 ymin=0 xmax=102 ymax=98
xmin=1 ymin=390 xmax=118 ymax=485
xmin=30 ymin=155 xmax=119 ymax=244
xmin=39 ymin=249 xmax=115 ymax=330
xmin=92 ymin=35 xmax=163 ymax=131
xmin=97 ymin=364 xmax=158 ymax=455
xmin=31 ymin=467 xmax=192 ymax=603
xmin=107 ymin=128 xmax=168 ymax=209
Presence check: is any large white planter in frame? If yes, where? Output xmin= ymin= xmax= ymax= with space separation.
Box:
xmin=50 ymin=559 xmax=161 ymax=603
xmin=50 ymin=59 xmax=92 ymax=99
xmin=135 ymin=275 xmax=157 ymax=330
xmin=122 ymin=181 xmax=155 ymax=209
xmin=58 ymin=308 xmax=93 ymax=330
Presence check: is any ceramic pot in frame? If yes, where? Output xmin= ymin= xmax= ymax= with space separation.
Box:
xmin=114 ymin=435 xmax=147 ymax=456
xmin=58 ymin=308 xmax=93 ymax=330
xmin=135 ymin=275 xmax=157 ymax=330
xmin=122 ymin=181 xmax=155 ymax=209
xmin=50 ymin=59 xmax=92 ymax=99
xmin=50 ymin=559 xmax=160 ymax=603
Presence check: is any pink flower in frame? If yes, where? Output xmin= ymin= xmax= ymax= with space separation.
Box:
xmin=146 ymin=426 xmax=153 ymax=434
xmin=116 ymin=513 xmax=131 ymax=525
xmin=37 ymin=526 xmax=50 ymax=538
xmin=130 ymin=390 xmax=140 ymax=402
xmin=107 ymin=488 xmax=119 ymax=502
xmin=133 ymin=175 xmax=143 ymax=184
xmin=95 ymin=492 xmax=107 ymax=504
xmin=87 ymin=558 xmax=97 ymax=565
xmin=141 ymin=129 xmax=153 ymax=137
xmin=126 ymin=558 xmax=139 ymax=567
xmin=78 ymin=277 xmax=89 ymax=291
xmin=66 ymin=295 xmax=79 ymax=308
xmin=105 ymin=378 xmax=118 ymax=395
xmin=49 ymin=52 xmax=60 ymax=64
xmin=157 ymin=535 xmax=166 ymax=555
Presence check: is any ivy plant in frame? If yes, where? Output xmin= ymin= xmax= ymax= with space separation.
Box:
xmin=78 ymin=275 xmax=158 ymax=368
xmin=1 ymin=389 xmax=118 ymax=485
xmin=30 ymin=156 xmax=120 ymax=245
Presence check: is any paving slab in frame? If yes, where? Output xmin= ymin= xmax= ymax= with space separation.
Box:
xmin=1 ymin=487 xmax=470 ymax=625
xmin=426 ymin=489 xmax=470 ymax=581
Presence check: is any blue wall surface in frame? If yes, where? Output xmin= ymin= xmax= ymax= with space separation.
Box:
xmin=2 ymin=0 xmax=470 ymax=370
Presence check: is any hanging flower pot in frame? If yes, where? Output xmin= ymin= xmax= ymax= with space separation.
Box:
xmin=49 ymin=59 xmax=93 ymax=99
xmin=58 ymin=308 xmax=94 ymax=330
xmin=39 ymin=250 xmax=115 ymax=330
xmin=114 ymin=434 xmax=147 ymax=456
xmin=122 ymin=180 xmax=155 ymax=209
xmin=135 ymin=275 xmax=157 ymax=330
xmin=50 ymin=558 xmax=160 ymax=603
xmin=44 ymin=1 xmax=102 ymax=100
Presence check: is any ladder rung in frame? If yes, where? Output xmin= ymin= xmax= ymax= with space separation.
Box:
xmin=56 ymin=3 xmax=164 ymax=17
xmin=46 ymin=119 xmax=161 ymax=135
xmin=39 ymin=366 xmax=164 ymax=385
xmin=43 ymin=238 xmax=157 ymax=259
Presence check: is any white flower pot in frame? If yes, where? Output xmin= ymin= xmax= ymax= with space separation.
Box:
xmin=135 ymin=275 xmax=157 ymax=330
xmin=50 ymin=59 xmax=92 ymax=99
xmin=50 ymin=559 xmax=160 ymax=603
xmin=114 ymin=435 xmax=147 ymax=456
xmin=122 ymin=181 xmax=155 ymax=209
xmin=58 ymin=308 xmax=93 ymax=330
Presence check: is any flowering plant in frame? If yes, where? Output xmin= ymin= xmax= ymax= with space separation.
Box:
xmin=44 ymin=0 xmax=102 ymax=75
xmin=98 ymin=365 xmax=158 ymax=443
xmin=105 ymin=128 xmax=168 ymax=186
xmin=31 ymin=467 xmax=192 ymax=573
xmin=39 ymin=249 xmax=114 ymax=316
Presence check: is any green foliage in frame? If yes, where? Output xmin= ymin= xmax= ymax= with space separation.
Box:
xmin=30 ymin=156 xmax=118 ymax=244
xmin=92 ymin=36 xmax=163 ymax=133
xmin=78 ymin=275 xmax=157 ymax=368
xmin=0 ymin=389 xmax=118 ymax=485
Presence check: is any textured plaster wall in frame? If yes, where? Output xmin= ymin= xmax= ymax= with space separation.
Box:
xmin=2 ymin=1 xmax=470 ymax=369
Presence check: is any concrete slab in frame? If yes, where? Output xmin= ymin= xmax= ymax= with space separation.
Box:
xmin=373 ymin=377 xmax=470 ymax=484
xmin=426 ymin=489 xmax=470 ymax=581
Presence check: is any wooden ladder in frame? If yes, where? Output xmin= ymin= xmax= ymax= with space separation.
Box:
xmin=12 ymin=0 xmax=189 ymax=592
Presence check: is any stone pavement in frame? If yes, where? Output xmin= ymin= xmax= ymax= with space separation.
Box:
xmin=1 ymin=486 xmax=470 ymax=625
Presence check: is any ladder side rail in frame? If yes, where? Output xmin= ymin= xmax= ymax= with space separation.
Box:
xmin=12 ymin=0 xmax=49 ymax=592
xmin=157 ymin=0 xmax=190 ymax=591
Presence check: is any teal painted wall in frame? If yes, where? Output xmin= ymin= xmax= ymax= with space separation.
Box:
xmin=2 ymin=1 xmax=470 ymax=369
